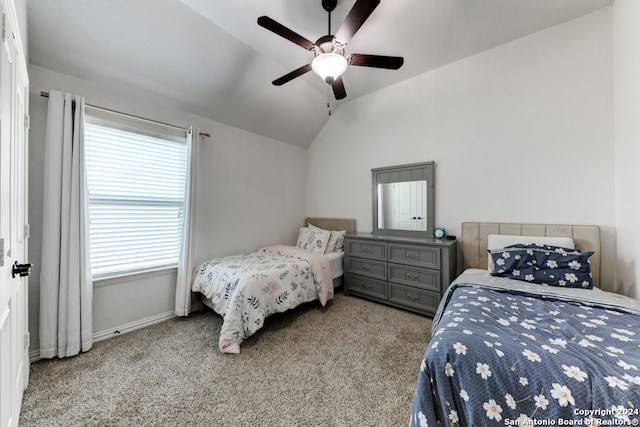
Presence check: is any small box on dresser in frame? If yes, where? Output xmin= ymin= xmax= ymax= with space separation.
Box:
xmin=344 ymin=233 xmax=457 ymax=316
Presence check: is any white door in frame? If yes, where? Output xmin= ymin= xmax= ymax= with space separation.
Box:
xmin=0 ymin=2 xmax=30 ymax=425
xmin=392 ymin=181 xmax=427 ymax=231
xmin=414 ymin=180 xmax=427 ymax=231
xmin=393 ymin=182 xmax=414 ymax=230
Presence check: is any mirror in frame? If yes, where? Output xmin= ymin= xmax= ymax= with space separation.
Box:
xmin=377 ymin=180 xmax=427 ymax=231
xmin=372 ymin=162 xmax=434 ymax=237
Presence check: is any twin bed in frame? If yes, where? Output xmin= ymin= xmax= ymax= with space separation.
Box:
xmin=191 ymin=218 xmax=355 ymax=353
xmin=410 ymin=222 xmax=640 ymax=426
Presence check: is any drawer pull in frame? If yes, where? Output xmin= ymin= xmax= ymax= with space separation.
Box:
xmin=406 ymin=254 xmax=418 ymax=260
xmin=361 ymin=266 xmax=371 ymax=272
xmin=362 ymin=247 xmax=371 ymax=254
xmin=408 ymin=295 xmax=420 ymax=301
xmin=408 ymin=275 xmax=419 ymax=281
xmin=363 ymin=283 xmax=373 ymax=289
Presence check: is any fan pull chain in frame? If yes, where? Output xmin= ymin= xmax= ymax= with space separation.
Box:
xmin=326 ymin=85 xmax=332 ymax=116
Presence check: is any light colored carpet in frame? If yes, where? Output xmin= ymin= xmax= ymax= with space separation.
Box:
xmin=19 ymin=292 xmax=433 ymax=426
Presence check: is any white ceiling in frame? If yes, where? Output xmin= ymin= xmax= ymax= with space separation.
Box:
xmin=27 ymin=0 xmax=613 ymax=148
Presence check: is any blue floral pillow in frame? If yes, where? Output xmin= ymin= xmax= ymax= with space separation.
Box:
xmin=488 ymin=244 xmax=594 ymax=289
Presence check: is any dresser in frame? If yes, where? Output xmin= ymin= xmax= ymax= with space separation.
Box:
xmin=344 ymin=233 xmax=457 ymax=316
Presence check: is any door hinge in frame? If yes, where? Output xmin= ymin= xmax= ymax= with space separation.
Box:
xmin=1 ymin=14 xmax=5 ymax=43
xmin=24 ymin=223 xmax=30 ymax=239
xmin=24 ymin=332 xmax=30 ymax=350
xmin=25 ymin=114 xmax=30 ymax=130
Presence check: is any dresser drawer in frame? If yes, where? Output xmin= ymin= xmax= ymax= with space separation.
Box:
xmin=346 ymin=239 xmax=386 ymax=261
xmin=388 ymin=263 xmax=440 ymax=292
xmin=347 ymin=274 xmax=387 ymax=301
xmin=348 ymin=258 xmax=387 ymax=281
xmin=389 ymin=284 xmax=440 ymax=314
xmin=388 ymin=244 xmax=440 ymax=269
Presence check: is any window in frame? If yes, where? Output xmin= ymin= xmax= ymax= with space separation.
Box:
xmin=84 ymin=111 xmax=188 ymax=279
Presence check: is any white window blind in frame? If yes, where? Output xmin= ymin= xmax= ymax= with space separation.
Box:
xmin=84 ymin=112 xmax=188 ymax=278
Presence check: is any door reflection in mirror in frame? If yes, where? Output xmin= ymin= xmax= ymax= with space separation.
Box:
xmin=377 ymin=180 xmax=427 ymax=231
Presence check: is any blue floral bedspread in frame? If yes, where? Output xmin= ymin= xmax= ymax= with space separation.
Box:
xmin=410 ymin=269 xmax=640 ymax=427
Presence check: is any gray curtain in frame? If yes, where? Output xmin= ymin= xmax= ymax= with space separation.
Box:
xmin=39 ymin=90 xmax=93 ymax=358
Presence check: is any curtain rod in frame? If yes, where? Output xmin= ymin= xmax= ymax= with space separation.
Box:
xmin=40 ymin=91 xmax=211 ymax=138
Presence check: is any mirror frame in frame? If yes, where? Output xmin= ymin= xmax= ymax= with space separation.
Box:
xmin=372 ymin=161 xmax=435 ymax=238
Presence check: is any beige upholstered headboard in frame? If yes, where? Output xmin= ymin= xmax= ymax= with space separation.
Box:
xmin=461 ymin=222 xmax=601 ymax=287
xmin=305 ymin=217 xmax=356 ymax=234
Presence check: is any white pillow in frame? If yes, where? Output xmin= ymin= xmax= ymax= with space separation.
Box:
xmin=487 ymin=234 xmax=575 ymax=271
xmin=296 ymin=227 xmax=331 ymax=253
xmin=332 ymin=230 xmax=345 ymax=252
xmin=308 ymin=223 xmax=345 ymax=253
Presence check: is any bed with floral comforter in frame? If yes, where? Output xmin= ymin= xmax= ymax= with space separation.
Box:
xmin=410 ymin=269 xmax=640 ymax=427
xmin=192 ymin=245 xmax=333 ymax=354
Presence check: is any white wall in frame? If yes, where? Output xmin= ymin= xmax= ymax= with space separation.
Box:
xmin=307 ymin=9 xmax=619 ymax=292
xmin=28 ymin=66 xmax=307 ymax=356
xmin=613 ymin=0 xmax=640 ymax=298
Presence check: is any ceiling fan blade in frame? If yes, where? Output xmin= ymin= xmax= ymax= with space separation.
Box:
xmin=257 ymin=16 xmax=315 ymax=50
xmin=272 ymin=64 xmax=312 ymax=86
xmin=331 ymin=76 xmax=347 ymax=100
xmin=333 ymin=0 xmax=380 ymax=47
xmin=349 ymin=53 xmax=404 ymax=70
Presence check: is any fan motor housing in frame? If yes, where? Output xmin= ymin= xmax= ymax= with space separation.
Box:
xmin=314 ymin=34 xmax=344 ymax=56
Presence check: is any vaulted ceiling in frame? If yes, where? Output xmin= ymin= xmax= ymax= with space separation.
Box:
xmin=27 ymin=0 xmax=613 ymax=148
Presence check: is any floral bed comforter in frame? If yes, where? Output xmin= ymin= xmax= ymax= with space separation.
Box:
xmin=192 ymin=245 xmax=333 ymax=353
xmin=410 ymin=269 xmax=640 ymax=427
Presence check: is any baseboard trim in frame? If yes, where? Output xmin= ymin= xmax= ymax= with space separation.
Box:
xmin=30 ymin=310 xmax=177 ymax=363
xmin=92 ymin=311 xmax=176 ymax=343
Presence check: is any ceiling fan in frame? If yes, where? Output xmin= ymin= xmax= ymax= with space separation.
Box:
xmin=257 ymin=0 xmax=404 ymax=100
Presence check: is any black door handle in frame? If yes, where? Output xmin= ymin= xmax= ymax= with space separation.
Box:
xmin=12 ymin=261 xmax=32 ymax=278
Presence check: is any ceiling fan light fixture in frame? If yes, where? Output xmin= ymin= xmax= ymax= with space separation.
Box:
xmin=311 ymin=52 xmax=348 ymax=84
xmin=258 ymin=0 xmax=404 ymax=99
